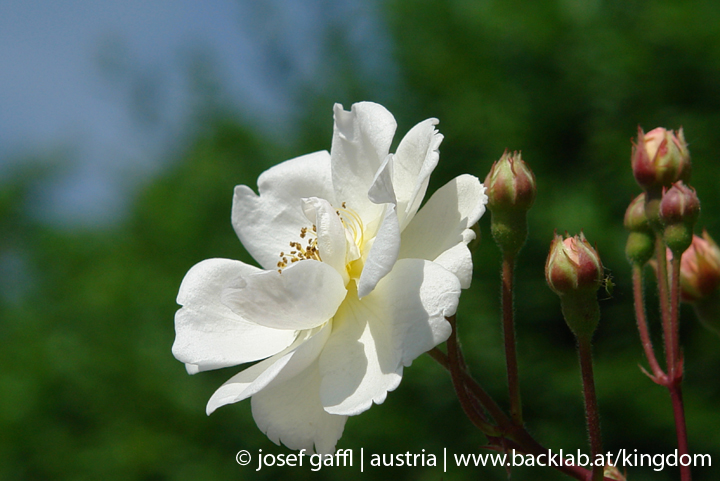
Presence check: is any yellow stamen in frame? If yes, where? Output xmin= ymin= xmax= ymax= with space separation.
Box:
xmin=277 ymin=224 xmax=321 ymax=271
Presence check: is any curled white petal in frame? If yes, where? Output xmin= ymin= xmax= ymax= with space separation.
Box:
xmin=432 ymin=242 xmax=475 ymax=289
xmin=302 ymin=197 xmax=349 ymax=284
xmin=356 ymin=204 xmax=401 ymax=298
xmin=367 ymin=154 xmax=396 ymax=206
xmin=222 ymin=260 xmax=346 ymax=331
xmin=399 ymin=174 xmax=487 ymax=287
xmin=206 ymin=322 xmax=331 ymax=415
xmin=392 ymin=118 xmax=443 ymax=229
xmin=331 ymin=102 xmax=396 ymax=224
xmin=172 ymin=258 xmax=296 ymax=371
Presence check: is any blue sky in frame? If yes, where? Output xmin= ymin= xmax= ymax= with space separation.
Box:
xmin=0 ymin=0 xmax=393 ymax=225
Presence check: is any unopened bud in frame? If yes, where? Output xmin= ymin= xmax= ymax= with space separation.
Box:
xmin=624 ymin=193 xmax=655 ymax=266
xmin=546 ymin=232 xmax=603 ymax=338
xmin=631 ymin=127 xmax=691 ymax=192
xmin=484 ymin=151 xmax=537 ymax=257
xmin=659 ymin=181 xmax=700 ymax=225
xmin=485 ymin=150 xmax=536 ymax=211
xmin=546 ymin=232 xmax=603 ymax=294
xmin=626 ymin=231 xmax=655 ymax=267
xmin=660 ymin=181 xmax=700 ymax=254
xmin=676 ymin=231 xmax=720 ymax=303
xmin=659 ymin=231 xmax=720 ymax=337
xmin=624 ymin=193 xmax=651 ymax=233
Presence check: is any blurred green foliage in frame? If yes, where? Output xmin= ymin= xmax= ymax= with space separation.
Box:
xmin=2 ymin=0 xmax=720 ymax=480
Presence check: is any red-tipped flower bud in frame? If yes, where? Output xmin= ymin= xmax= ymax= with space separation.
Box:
xmin=659 ymin=181 xmax=700 ymax=226
xmin=676 ymin=231 xmax=720 ymax=303
xmin=546 ymin=231 xmax=603 ymax=338
xmin=631 ymin=127 xmax=691 ymax=192
xmin=546 ymin=232 xmax=603 ymax=295
xmin=660 ymin=181 xmax=700 ymax=254
xmin=485 ymin=150 xmax=537 ymax=212
xmin=484 ymin=151 xmax=537 ymax=257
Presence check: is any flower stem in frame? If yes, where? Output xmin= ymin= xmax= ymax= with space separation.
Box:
xmin=577 ymin=335 xmax=604 ymax=481
xmin=502 ymin=253 xmax=523 ymax=426
xmin=429 ymin=346 xmax=511 ymax=431
xmin=428 ymin=343 xmax=618 ymax=481
xmin=668 ymin=254 xmax=692 ymax=481
xmin=443 ymin=316 xmax=502 ymax=436
xmin=631 ymin=263 xmax=666 ymax=383
xmin=637 ymin=241 xmax=691 ymax=480
xmin=669 ymin=255 xmax=682 ymax=379
xmin=655 ymin=235 xmax=674 ymax=372
xmin=669 ymin=383 xmax=692 ymax=481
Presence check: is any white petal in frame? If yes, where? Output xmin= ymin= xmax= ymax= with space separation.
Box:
xmin=207 ymin=351 xmax=293 ymax=415
xmin=399 ymin=174 xmax=487 ymax=281
xmin=302 ymin=197 xmax=349 ymax=284
xmin=172 ymin=258 xmax=296 ymax=371
xmin=320 ymin=259 xmax=459 ymax=416
xmin=433 ymin=242 xmax=475 ymax=289
xmin=222 ymin=260 xmax=346 ymax=331
xmin=206 ymin=322 xmax=331 ymax=415
xmin=392 ymin=118 xmax=443 ymax=230
xmin=356 ymin=204 xmax=400 ymax=298
xmin=367 ymin=154 xmax=396 ymax=205
xmin=318 ymin=286 xmax=402 ymax=415
xmin=331 ymin=102 xmax=395 ymax=223
xmin=232 ymin=151 xmax=336 ymax=270
xmin=252 ymin=359 xmax=347 ymax=454
xmin=397 ymin=260 xmax=459 ymax=363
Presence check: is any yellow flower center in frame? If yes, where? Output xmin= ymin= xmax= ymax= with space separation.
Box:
xmin=337 ymin=202 xmax=366 ymax=280
xmin=276 ymin=201 xmax=367 ymax=280
xmin=336 ymin=202 xmax=365 ymax=248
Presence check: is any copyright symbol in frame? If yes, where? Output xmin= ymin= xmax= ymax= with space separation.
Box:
xmin=236 ymin=450 xmax=251 ymax=466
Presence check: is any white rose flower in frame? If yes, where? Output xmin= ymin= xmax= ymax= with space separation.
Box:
xmin=172 ymin=102 xmax=487 ymax=454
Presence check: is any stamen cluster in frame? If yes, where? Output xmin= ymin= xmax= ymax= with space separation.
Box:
xmin=277 ymin=225 xmax=320 ymax=272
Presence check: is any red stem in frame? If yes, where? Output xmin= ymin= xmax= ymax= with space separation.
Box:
xmin=443 ymin=317 xmax=501 ymax=435
xmin=502 ymin=254 xmax=523 ymax=425
xmin=429 ymin=345 xmax=618 ymax=481
xmin=631 ymin=263 xmax=667 ymax=383
xmin=429 ymin=346 xmax=512 ymax=431
xmin=669 ymin=255 xmax=682 ymax=380
xmin=650 ymin=240 xmax=691 ymax=480
xmin=655 ymin=236 xmax=674 ymax=372
xmin=577 ymin=336 xmax=604 ymax=481
xmin=669 ymin=383 xmax=692 ymax=481
xmin=669 ymin=254 xmax=691 ymax=481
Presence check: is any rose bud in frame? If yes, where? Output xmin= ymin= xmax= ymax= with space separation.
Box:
xmin=676 ymin=231 xmax=720 ymax=303
xmin=659 ymin=181 xmax=700 ymax=255
xmin=546 ymin=231 xmax=603 ymax=338
xmin=631 ymin=127 xmax=691 ymax=192
xmin=485 ymin=150 xmax=537 ymax=212
xmin=484 ymin=151 xmax=537 ymax=256
xmin=624 ymin=193 xmax=654 ymax=266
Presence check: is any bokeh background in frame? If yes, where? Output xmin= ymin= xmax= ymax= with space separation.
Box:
xmin=1 ymin=1 xmax=719 ymax=480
